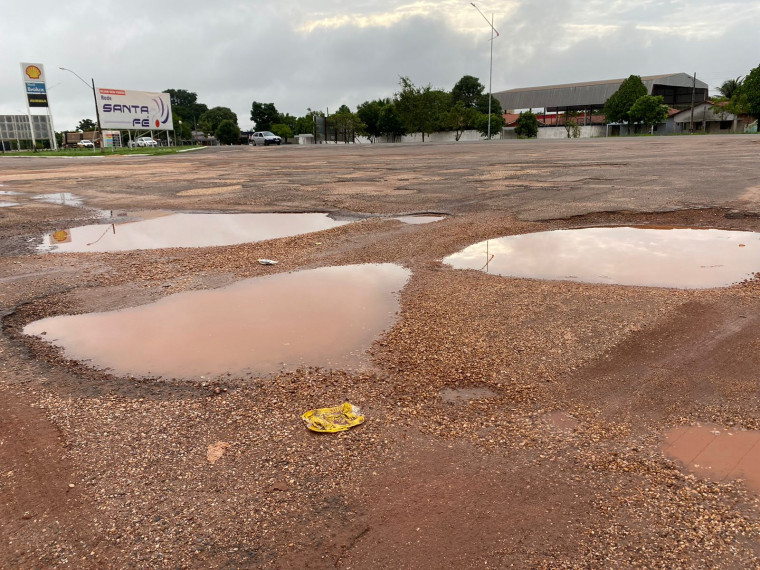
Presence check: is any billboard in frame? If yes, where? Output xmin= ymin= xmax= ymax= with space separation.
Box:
xmin=20 ymin=62 xmax=48 ymax=108
xmin=96 ymin=89 xmax=173 ymax=131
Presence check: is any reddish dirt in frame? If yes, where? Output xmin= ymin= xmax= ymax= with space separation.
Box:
xmin=2 ymin=137 xmax=760 ymax=567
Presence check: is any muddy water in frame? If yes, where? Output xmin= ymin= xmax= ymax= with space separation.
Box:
xmin=443 ymin=227 xmax=760 ymax=289
xmin=662 ymin=424 xmax=760 ymax=493
xmin=33 ymin=192 xmax=85 ymax=206
xmin=393 ymin=215 xmax=446 ymax=224
xmin=24 ymin=264 xmax=410 ymax=378
xmin=38 ymin=212 xmax=352 ymax=253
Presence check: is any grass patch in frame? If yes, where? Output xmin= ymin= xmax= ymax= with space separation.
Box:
xmin=2 ymin=146 xmax=206 ymax=158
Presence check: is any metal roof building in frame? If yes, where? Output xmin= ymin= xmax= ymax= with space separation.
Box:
xmin=493 ymin=73 xmax=709 ymax=113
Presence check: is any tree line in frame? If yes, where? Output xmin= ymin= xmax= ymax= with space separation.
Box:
xmin=247 ymin=75 xmax=505 ymax=143
xmin=139 ymin=65 xmax=760 ymax=145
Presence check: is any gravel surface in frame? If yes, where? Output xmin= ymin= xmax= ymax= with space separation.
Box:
xmin=2 ymin=137 xmax=760 ymax=568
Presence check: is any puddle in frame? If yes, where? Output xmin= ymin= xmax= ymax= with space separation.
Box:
xmin=0 ymin=202 xmax=18 ymax=208
xmin=440 ymin=386 xmax=497 ymax=403
xmin=23 ymin=263 xmax=409 ymax=378
xmin=393 ymin=215 xmax=446 ymax=225
xmin=0 ymin=190 xmax=24 ymax=196
xmin=38 ymin=212 xmax=352 ymax=253
xmin=33 ymin=193 xmax=85 ymax=207
xmin=544 ymin=411 xmax=580 ymax=432
xmin=662 ymin=423 xmax=760 ymax=493
xmin=443 ymin=227 xmax=760 ymax=289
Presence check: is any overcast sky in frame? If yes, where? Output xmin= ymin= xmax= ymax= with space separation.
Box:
xmin=2 ymin=0 xmax=758 ymax=130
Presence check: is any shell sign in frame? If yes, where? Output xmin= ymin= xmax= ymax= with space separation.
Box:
xmin=20 ymin=62 xmax=46 ymax=83
xmin=24 ymin=65 xmax=42 ymax=80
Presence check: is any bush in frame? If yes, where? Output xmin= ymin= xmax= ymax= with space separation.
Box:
xmin=515 ymin=111 xmax=539 ymax=138
xmin=215 ymin=120 xmax=241 ymax=145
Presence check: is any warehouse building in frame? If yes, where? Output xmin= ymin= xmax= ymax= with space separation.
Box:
xmin=494 ymin=73 xmax=708 ymax=117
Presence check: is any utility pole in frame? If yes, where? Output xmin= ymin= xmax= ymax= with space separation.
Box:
xmin=471 ymin=3 xmax=500 ymax=140
xmin=689 ymin=72 xmax=696 ymax=133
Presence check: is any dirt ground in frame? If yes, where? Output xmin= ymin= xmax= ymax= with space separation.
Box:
xmin=2 ymin=135 xmax=760 ymax=568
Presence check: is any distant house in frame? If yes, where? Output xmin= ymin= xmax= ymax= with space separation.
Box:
xmin=671 ymin=101 xmax=747 ymax=134
xmin=191 ymin=130 xmax=217 ymax=146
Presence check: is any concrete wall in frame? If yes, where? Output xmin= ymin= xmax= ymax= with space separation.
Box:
xmin=370 ymin=129 xmax=488 ymax=144
xmin=503 ymin=125 xmax=605 ymax=139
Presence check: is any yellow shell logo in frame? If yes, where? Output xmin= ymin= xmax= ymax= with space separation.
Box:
xmin=25 ymin=65 xmax=42 ymax=80
xmin=52 ymin=230 xmax=69 ymax=243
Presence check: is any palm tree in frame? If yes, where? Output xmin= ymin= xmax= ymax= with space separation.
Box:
xmin=717 ymin=77 xmax=743 ymax=99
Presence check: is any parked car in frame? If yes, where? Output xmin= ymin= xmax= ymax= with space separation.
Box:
xmin=132 ymin=136 xmax=158 ymax=147
xmin=77 ymin=139 xmax=95 ymax=148
xmin=249 ymin=131 xmax=282 ymax=146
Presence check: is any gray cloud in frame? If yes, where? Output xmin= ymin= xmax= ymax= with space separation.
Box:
xmin=1 ymin=0 xmax=757 ymax=130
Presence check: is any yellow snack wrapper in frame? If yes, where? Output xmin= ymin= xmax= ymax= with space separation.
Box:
xmin=301 ymin=402 xmax=365 ymax=433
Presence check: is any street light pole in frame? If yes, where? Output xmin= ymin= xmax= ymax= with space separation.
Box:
xmin=471 ymin=3 xmax=500 ymax=140
xmin=59 ymin=67 xmax=103 ymax=150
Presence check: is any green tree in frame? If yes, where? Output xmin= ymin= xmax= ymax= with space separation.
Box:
xmin=76 ymin=118 xmax=96 ymax=131
xmin=717 ymin=77 xmax=743 ymax=99
xmin=563 ymin=111 xmax=581 ymax=138
xmin=603 ymin=75 xmax=648 ymax=128
xmin=743 ymin=64 xmax=760 ymax=121
xmin=163 ymin=89 xmax=208 ymax=127
xmin=250 ymin=102 xmax=280 ymax=131
xmin=215 ymin=120 xmax=241 ymax=145
xmin=171 ymin=112 xmax=192 ymax=140
xmin=451 ymin=75 xmax=485 ymax=108
xmin=395 ymin=77 xmax=450 ymax=141
xmin=357 ymin=99 xmax=391 ymax=142
xmin=377 ymin=103 xmax=405 ymax=140
xmin=199 ymin=107 xmax=238 ymax=136
xmin=277 ymin=113 xmax=297 ymax=133
xmin=628 ymin=95 xmax=668 ymax=133
xmin=514 ymin=111 xmax=539 ymax=138
xmin=328 ymin=105 xmax=365 ymax=143
xmin=270 ymin=123 xmax=294 ymax=143
xmin=475 ymin=93 xmax=502 ymax=117
xmin=475 ymin=112 xmax=505 ymax=138
xmin=441 ymin=101 xmax=479 ymax=140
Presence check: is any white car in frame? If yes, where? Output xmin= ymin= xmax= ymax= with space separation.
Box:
xmin=132 ymin=136 xmax=158 ymax=147
xmin=77 ymin=139 xmax=95 ymax=148
xmin=249 ymin=131 xmax=282 ymax=146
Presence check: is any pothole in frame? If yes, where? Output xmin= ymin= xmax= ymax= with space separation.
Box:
xmin=440 ymin=386 xmax=497 ymax=404
xmin=392 ymin=215 xmax=446 ymax=224
xmin=23 ymin=263 xmax=410 ymax=379
xmin=32 ymin=192 xmax=85 ymax=206
xmin=37 ymin=212 xmax=354 ymax=253
xmin=662 ymin=423 xmax=760 ymax=493
xmin=443 ymin=227 xmax=760 ymax=289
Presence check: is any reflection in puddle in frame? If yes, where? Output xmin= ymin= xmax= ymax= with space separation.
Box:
xmin=662 ymin=423 xmax=760 ymax=493
xmin=443 ymin=227 xmax=760 ymax=289
xmin=440 ymin=386 xmax=497 ymax=403
xmin=33 ymin=192 xmax=85 ymax=206
xmin=38 ymin=212 xmax=352 ymax=253
xmin=393 ymin=215 xmax=446 ymax=225
xmin=23 ymin=263 xmax=410 ymax=378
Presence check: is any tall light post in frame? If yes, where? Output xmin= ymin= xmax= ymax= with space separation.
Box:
xmin=59 ymin=67 xmax=103 ymax=150
xmin=471 ymin=3 xmax=500 ymax=139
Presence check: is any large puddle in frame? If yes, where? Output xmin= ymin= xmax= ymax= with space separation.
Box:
xmin=662 ymin=423 xmax=760 ymax=493
xmin=38 ymin=212 xmax=352 ymax=253
xmin=33 ymin=192 xmax=85 ymax=207
xmin=23 ymin=264 xmax=409 ymax=378
xmin=443 ymin=227 xmax=760 ymax=289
